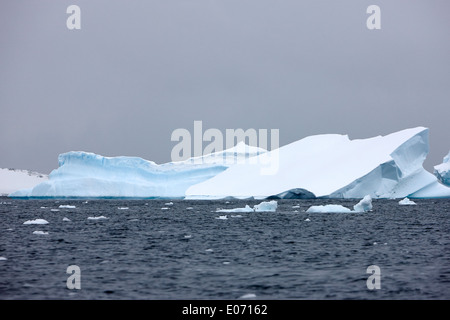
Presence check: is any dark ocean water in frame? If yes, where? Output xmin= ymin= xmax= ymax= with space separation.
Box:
xmin=0 ymin=197 xmax=449 ymax=300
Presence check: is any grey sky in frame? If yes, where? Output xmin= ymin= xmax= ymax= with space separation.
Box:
xmin=1 ymin=0 xmax=449 ymax=174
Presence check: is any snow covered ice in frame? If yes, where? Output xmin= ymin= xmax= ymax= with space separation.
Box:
xmin=23 ymin=219 xmax=49 ymax=225
xmin=399 ymin=198 xmax=417 ymax=205
xmin=216 ymin=200 xmax=277 ymax=213
xmin=306 ymin=196 xmax=372 ymax=213
xmin=9 ymin=127 xmax=450 ymax=199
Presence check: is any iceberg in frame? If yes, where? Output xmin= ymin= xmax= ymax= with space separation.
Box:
xmin=353 ymin=195 xmax=373 ymax=212
xmin=10 ymin=142 xmax=263 ymax=198
xmin=9 ymin=127 xmax=450 ymax=199
xmin=434 ymin=151 xmax=450 ymax=186
xmin=187 ymin=127 xmax=450 ymax=199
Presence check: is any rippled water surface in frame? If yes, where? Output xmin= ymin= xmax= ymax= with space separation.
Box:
xmin=0 ymin=198 xmax=449 ymax=299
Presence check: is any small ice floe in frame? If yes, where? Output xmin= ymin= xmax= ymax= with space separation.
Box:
xmin=186 ymin=207 xmax=194 ymax=210
xmin=225 ymin=201 xmax=230 ymax=204
xmin=184 ymin=235 xmax=192 ymax=239
xmin=0 ymin=257 xmax=7 ymax=261
xmin=205 ymin=249 xmax=214 ymax=252
xmin=216 ymin=215 xmax=228 ymax=220
xmin=161 ymin=207 xmax=169 ymax=210
xmin=398 ymin=197 xmax=417 ymax=205
xmin=373 ymin=242 xmax=377 ymax=245
xmin=23 ymin=219 xmax=49 ymax=225
xmin=306 ymin=195 xmax=373 ymax=213
xmin=164 ymin=202 xmax=173 ymax=206
xmin=33 ymin=231 xmax=49 ymax=235
xmin=217 ymin=200 xmax=278 ymax=213
xmin=40 ymin=207 xmax=47 ymax=209
xmin=223 ymin=261 xmax=230 ymax=265
xmin=305 ymin=218 xmax=311 ymax=222
xmin=59 ymin=205 xmax=76 ymax=209
xmin=230 ymin=215 xmax=243 ymax=218
xmin=292 ymin=205 xmax=300 ymax=209
xmin=239 ymin=293 xmax=257 ymax=299
xmin=87 ymin=216 xmax=108 ymax=220
xmin=50 ymin=209 xmax=60 ymax=212
xmin=62 ymin=217 xmax=71 ymax=222
xmin=117 ymin=207 xmax=129 ymax=210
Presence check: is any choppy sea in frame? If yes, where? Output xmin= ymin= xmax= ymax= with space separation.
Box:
xmin=0 ymin=198 xmax=449 ymax=300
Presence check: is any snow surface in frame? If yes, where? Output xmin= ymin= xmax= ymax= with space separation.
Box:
xmin=434 ymin=151 xmax=450 ymax=186
xmin=187 ymin=127 xmax=450 ymax=199
xmin=0 ymin=168 xmax=47 ymax=196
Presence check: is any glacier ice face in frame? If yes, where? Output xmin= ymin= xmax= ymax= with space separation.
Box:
xmin=434 ymin=151 xmax=450 ymax=187
xmin=187 ymin=127 xmax=450 ymax=199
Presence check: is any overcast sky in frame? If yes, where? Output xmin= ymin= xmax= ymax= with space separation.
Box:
xmin=1 ymin=0 xmax=449 ymax=174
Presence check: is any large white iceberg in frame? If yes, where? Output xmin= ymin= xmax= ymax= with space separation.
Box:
xmin=434 ymin=151 xmax=450 ymax=187
xmin=10 ymin=127 xmax=450 ymax=199
xmin=187 ymin=127 xmax=450 ymax=199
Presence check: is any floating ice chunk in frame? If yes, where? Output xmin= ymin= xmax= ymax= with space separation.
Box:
xmin=63 ymin=217 xmax=71 ymax=222
xmin=217 ymin=205 xmax=253 ymax=213
xmin=40 ymin=207 xmax=47 ymax=209
xmin=184 ymin=235 xmax=192 ymax=238
xmin=223 ymin=261 xmax=230 ymax=264
xmin=306 ymin=204 xmax=352 ymax=213
xmin=292 ymin=205 xmax=300 ymax=209
xmin=117 ymin=207 xmax=129 ymax=210
xmin=165 ymin=202 xmax=173 ymax=206
xmin=205 ymin=249 xmax=214 ymax=252
xmin=0 ymin=257 xmax=7 ymax=261
xmin=353 ymin=195 xmax=373 ymax=212
xmin=216 ymin=215 xmax=228 ymax=220
xmin=230 ymin=215 xmax=243 ymax=218
xmin=33 ymin=231 xmax=49 ymax=235
xmin=161 ymin=207 xmax=169 ymax=210
xmin=217 ymin=200 xmax=278 ymax=213
xmin=87 ymin=216 xmax=108 ymax=220
xmin=24 ymin=219 xmax=49 ymax=225
xmin=239 ymin=293 xmax=256 ymax=299
xmin=398 ymin=197 xmax=417 ymax=205
xmin=50 ymin=209 xmax=59 ymax=212
xmin=307 ymin=196 xmax=372 ymax=213
xmin=305 ymin=218 xmax=311 ymax=221
xmin=59 ymin=205 xmax=76 ymax=209
xmin=186 ymin=207 xmax=193 ymax=210
xmin=254 ymin=200 xmax=278 ymax=212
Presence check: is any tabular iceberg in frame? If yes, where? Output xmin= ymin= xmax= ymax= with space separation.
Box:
xmin=10 ymin=126 xmax=450 ymax=199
